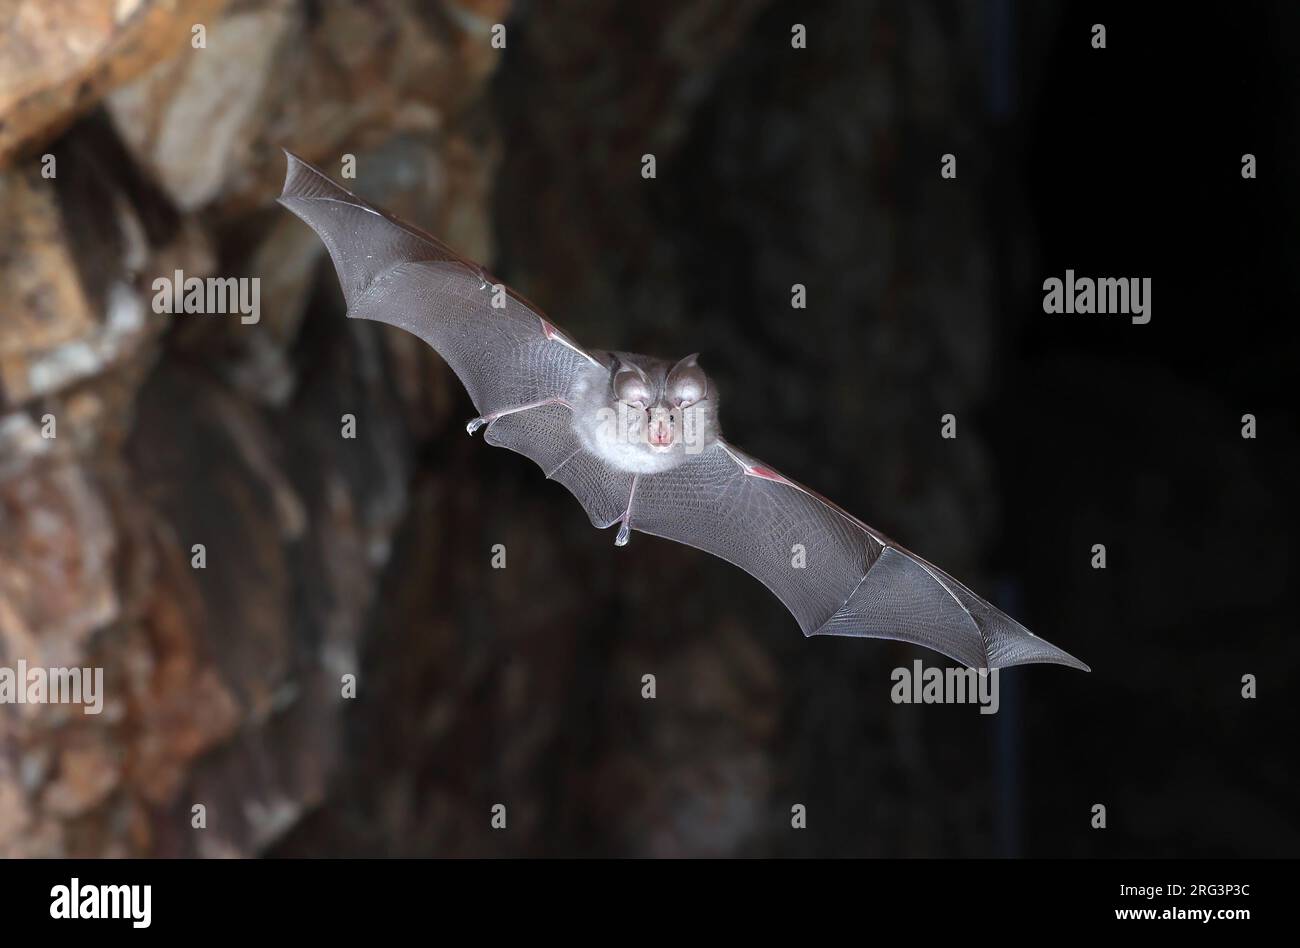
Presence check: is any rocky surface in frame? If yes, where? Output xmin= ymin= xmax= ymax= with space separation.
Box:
xmin=0 ymin=0 xmax=229 ymax=166
xmin=0 ymin=0 xmax=505 ymax=857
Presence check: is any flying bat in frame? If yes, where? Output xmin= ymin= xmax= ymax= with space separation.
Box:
xmin=278 ymin=151 xmax=1088 ymax=672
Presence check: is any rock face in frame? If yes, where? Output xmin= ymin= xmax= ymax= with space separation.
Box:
xmin=0 ymin=0 xmax=229 ymax=166
xmin=0 ymin=0 xmax=504 ymax=857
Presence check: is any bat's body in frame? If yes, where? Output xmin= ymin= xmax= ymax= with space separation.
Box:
xmin=279 ymin=151 xmax=1088 ymax=672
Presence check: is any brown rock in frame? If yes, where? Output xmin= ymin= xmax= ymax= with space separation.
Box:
xmin=41 ymin=742 xmax=120 ymax=817
xmin=107 ymin=0 xmax=511 ymax=213
xmin=0 ymin=0 xmax=228 ymax=165
xmin=0 ymin=168 xmax=101 ymax=403
xmin=0 ymin=463 xmax=119 ymax=664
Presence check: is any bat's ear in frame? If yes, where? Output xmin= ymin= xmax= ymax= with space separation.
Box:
xmin=612 ymin=354 xmax=650 ymax=382
xmin=668 ymin=353 xmax=701 ymax=375
xmin=666 ymin=353 xmax=708 ymax=405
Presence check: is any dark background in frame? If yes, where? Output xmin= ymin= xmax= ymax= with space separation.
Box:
xmin=0 ymin=0 xmax=1294 ymax=858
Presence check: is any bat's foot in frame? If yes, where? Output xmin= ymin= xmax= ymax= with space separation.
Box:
xmin=466 ymin=416 xmax=487 ymax=435
xmin=615 ymin=474 xmax=638 ymax=546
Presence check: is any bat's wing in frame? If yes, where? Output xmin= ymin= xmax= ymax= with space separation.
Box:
xmin=280 ymin=153 xmax=1086 ymax=669
xmin=632 ymin=441 xmax=1088 ymax=671
xmin=278 ymin=151 xmax=631 ymax=529
xmin=278 ymin=151 xmax=599 ymax=411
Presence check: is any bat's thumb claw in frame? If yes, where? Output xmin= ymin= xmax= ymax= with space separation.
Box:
xmin=614 ymin=522 xmax=631 ymax=547
xmin=466 ymin=417 xmax=487 ymax=435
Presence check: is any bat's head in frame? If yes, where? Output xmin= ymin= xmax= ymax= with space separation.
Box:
xmin=608 ymin=353 xmax=716 ymax=456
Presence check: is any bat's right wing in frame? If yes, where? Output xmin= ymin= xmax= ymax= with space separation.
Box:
xmin=631 ymin=441 xmax=1088 ymax=671
xmin=279 ymin=151 xmax=636 ymax=529
xmin=277 ymin=150 xmax=600 ymax=417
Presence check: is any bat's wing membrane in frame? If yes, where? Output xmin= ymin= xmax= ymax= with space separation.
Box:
xmin=279 ymin=152 xmax=633 ymax=528
xmin=480 ymin=402 xmax=635 ymax=530
xmin=633 ymin=441 xmax=1088 ymax=671
xmin=277 ymin=151 xmax=598 ymax=417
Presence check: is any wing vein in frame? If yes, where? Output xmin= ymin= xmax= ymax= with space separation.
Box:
xmin=911 ymin=559 xmax=989 ymax=664
xmin=816 ymin=567 xmax=875 ymax=636
xmin=546 ymin=446 xmax=582 ymax=479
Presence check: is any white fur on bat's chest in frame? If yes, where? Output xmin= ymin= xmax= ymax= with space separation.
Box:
xmin=580 ymin=421 xmax=684 ymax=474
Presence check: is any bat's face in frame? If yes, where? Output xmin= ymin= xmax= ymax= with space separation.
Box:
xmin=571 ymin=352 xmax=718 ymax=473
xmin=610 ymin=353 xmax=713 ymax=455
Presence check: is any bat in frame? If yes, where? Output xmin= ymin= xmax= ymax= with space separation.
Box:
xmin=278 ymin=151 xmax=1088 ymax=672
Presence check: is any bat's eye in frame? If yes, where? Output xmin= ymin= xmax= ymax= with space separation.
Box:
xmin=613 ymin=367 xmax=652 ymax=408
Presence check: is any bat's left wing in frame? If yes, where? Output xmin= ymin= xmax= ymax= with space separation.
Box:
xmin=630 ymin=440 xmax=1088 ymax=671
